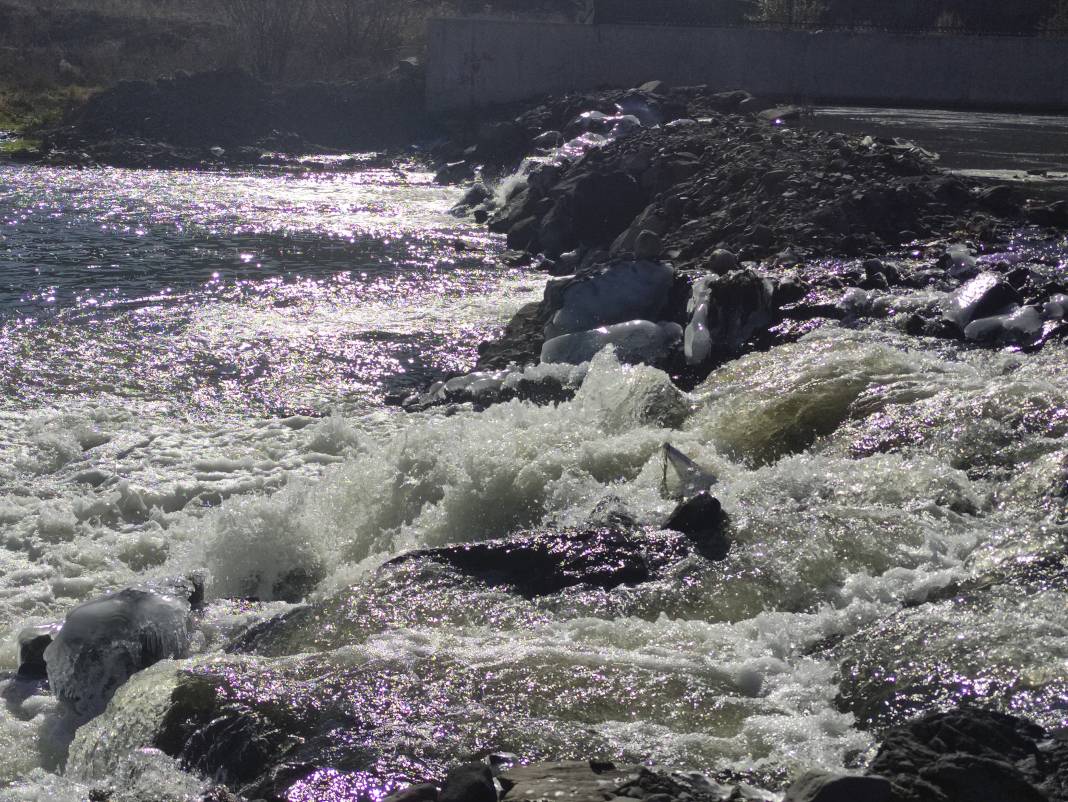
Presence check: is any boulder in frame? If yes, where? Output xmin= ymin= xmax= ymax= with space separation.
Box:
xmin=662 ymin=492 xmax=729 ymax=560
xmin=866 ymin=709 xmax=1055 ymax=802
xmin=44 ymin=574 xmax=203 ymax=719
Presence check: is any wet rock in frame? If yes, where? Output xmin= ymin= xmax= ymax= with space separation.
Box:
xmin=476 ymin=300 xmax=546 ymax=371
xmin=541 ymin=320 xmax=682 ymax=366
xmin=16 ymin=625 xmax=56 ymax=679
xmin=866 ymin=709 xmax=1057 ymax=802
xmin=441 ymin=762 xmax=496 ymax=802
xmin=500 ymin=761 xmax=638 ymax=802
xmin=401 ymin=361 xmax=587 ymax=412
xmin=388 ymin=526 xmax=693 ymax=599
xmin=782 ymin=772 xmax=891 ymax=802
xmin=663 ymin=492 xmax=729 ymax=561
xmin=385 ymin=783 xmax=440 ymax=802
xmin=941 ymin=272 xmax=1021 ymax=331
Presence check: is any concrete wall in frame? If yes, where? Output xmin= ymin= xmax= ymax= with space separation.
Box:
xmin=426 ymin=18 xmax=1068 ymax=112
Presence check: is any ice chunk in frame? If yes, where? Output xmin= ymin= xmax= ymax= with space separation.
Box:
xmin=541 ymin=320 xmax=682 ymax=365
xmin=941 ymin=272 xmax=1019 ymax=330
xmin=545 ymin=261 xmax=675 ymax=339
xmin=662 ymin=443 xmax=718 ymax=497
xmin=964 ymin=305 xmax=1043 ymax=345
xmin=685 ymin=269 xmax=775 ymax=366
xmin=44 ymin=576 xmax=201 ymax=720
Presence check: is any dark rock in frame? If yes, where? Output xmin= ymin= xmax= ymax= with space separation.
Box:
xmin=977 ymin=184 xmax=1018 ymax=213
xmin=635 ymin=230 xmax=663 ymax=261
xmin=387 ymin=527 xmax=693 ymax=599
xmin=867 ymin=709 xmax=1055 ymax=802
xmin=684 ymin=269 xmax=777 ymax=368
xmin=437 ymin=161 xmax=475 ymax=185
xmin=782 ymin=772 xmax=891 ymax=802
xmin=384 ymin=783 xmax=439 ymax=802
xmin=476 ymin=301 xmax=546 ymax=371
xmin=549 ymin=170 xmax=647 ymax=253
xmin=663 ymin=493 xmax=729 ymax=560
xmin=16 ymin=626 xmax=55 ymax=679
xmin=507 ymin=216 xmax=541 ymax=250
xmin=707 ymin=249 xmax=740 ymax=274
xmin=441 ymin=763 xmax=496 ymax=802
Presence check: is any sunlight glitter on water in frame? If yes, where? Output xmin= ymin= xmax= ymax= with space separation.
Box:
xmin=0 ymin=164 xmax=540 ymax=413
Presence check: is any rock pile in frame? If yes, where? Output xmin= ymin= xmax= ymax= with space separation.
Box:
xmin=412 ymin=82 xmax=1068 ymax=410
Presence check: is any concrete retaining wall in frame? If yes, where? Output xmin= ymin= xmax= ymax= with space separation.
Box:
xmin=426 ymin=18 xmax=1068 ymax=112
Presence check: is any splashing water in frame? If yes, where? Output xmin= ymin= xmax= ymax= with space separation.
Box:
xmin=1 ymin=160 xmax=1066 ymax=798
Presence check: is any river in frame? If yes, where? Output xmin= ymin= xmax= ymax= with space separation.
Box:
xmin=0 ymin=124 xmax=1065 ymax=800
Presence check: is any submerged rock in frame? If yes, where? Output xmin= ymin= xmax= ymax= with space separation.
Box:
xmin=500 ymin=760 xmax=640 ymax=802
xmin=832 ymin=551 xmax=1068 ymax=731
xmin=387 ymin=526 xmax=694 ymax=599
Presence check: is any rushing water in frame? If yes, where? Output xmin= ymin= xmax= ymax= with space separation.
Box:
xmin=0 ymin=157 xmax=1066 ymax=801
